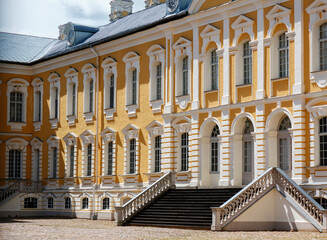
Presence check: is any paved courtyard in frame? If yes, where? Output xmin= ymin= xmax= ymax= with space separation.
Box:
xmin=0 ymin=218 xmax=326 ymax=240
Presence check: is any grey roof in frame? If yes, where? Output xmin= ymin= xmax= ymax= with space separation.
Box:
xmin=0 ymin=2 xmax=191 ymax=65
xmin=0 ymin=32 xmax=58 ymax=63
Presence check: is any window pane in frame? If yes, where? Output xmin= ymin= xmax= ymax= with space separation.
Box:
xmin=320 ymin=23 xmax=327 ymax=71
xmin=108 ymin=142 xmax=113 ymax=175
xmin=65 ymin=198 xmax=71 ymax=209
xmin=72 ymin=84 xmax=76 ymax=115
xmin=103 ymin=198 xmax=110 ymax=210
xmin=70 ymin=145 xmax=74 ymax=177
xmin=181 ymin=133 xmax=189 ymax=171
xmin=243 ymin=42 xmax=252 ymax=84
xmin=87 ymin=144 xmax=92 ymax=176
xmin=52 ymin=147 xmax=57 ymax=178
xmin=9 ymin=149 xmax=22 ymax=178
xmin=182 ymin=57 xmax=188 ymax=95
xmin=132 ymin=70 xmax=137 ymax=105
xmin=130 ymin=139 xmax=136 ymax=174
xmin=154 ymin=136 xmax=161 ymax=172
xmin=211 ymin=50 xmax=218 ymax=90
xmin=109 ymin=75 xmax=115 ymax=109
xmin=156 ymin=63 xmax=162 ymax=100
xmin=89 ymin=80 xmax=93 ymax=112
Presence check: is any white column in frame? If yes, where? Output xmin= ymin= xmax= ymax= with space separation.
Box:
xmin=292 ymin=97 xmax=306 ymax=184
xmin=162 ymin=117 xmax=175 ymax=172
xmin=255 ymin=103 xmax=266 ymax=177
xmin=256 ymin=8 xmax=265 ymax=99
xmin=222 ymin=18 xmax=230 ymax=105
xmin=219 ymin=108 xmax=231 ymax=186
xmin=192 ymin=24 xmax=200 ymax=110
xmin=190 ymin=113 xmax=200 ymax=186
xmin=293 ymin=0 xmax=304 ymax=94
xmin=164 ymin=34 xmax=174 ymax=114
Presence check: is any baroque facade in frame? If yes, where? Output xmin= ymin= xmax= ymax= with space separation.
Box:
xmin=0 ymin=0 xmax=327 ymax=229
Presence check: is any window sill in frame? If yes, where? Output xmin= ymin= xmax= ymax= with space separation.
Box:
xmin=83 ymin=112 xmax=94 ymax=124
xmin=271 ymin=77 xmax=288 ymax=82
xmin=236 ymin=83 xmax=252 ymax=88
xmin=66 ymin=115 xmax=77 ymax=126
xmin=150 ymin=99 xmax=164 ymax=113
xmin=175 ymin=95 xmax=191 ymax=110
xmin=310 ymin=70 xmax=327 ymax=88
xmin=49 ymin=118 xmax=59 ymax=129
xmin=8 ymin=121 xmax=26 ymax=131
xmin=210 ymin=171 xmax=220 ymax=174
xmin=104 ymin=108 xmax=116 ymax=121
xmin=204 ymin=89 xmax=218 ymax=93
xmin=125 ymin=104 xmax=138 ymax=118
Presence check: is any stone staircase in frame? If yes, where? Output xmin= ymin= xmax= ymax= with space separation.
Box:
xmin=125 ymin=188 xmax=241 ymax=229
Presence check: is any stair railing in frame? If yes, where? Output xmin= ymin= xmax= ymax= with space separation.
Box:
xmin=211 ymin=167 xmax=327 ymax=232
xmin=0 ymin=181 xmax=20 ymax=203
xmin=115 ymin=172 xmax=175 ymax=226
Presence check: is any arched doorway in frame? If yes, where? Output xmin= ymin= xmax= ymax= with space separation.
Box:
xmin=278 ymin=116 xmax=292 ymax=176
xmin=242 ymin=118 xmax=254 ymax=185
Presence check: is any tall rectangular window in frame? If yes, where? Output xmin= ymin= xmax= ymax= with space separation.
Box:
xmin=87 ymin=144 xmax=92 ymax=176
xmin=72 ymin=84 xmax=76 ymax=115
xmin=129 ymin=139 xmax=136 ymax=174
xmin=320 ymin=117 xmax=327 ymax=166
xmin=279 ymin=33 xmax=289 ymax=78
xmin=9 ymin=149 xmax=22 ymax=178
xmin=243 ymin=41 xmax=252 ymax=84
xmin=107 ymin=142 xmax=113 ymax=175
xmin=320 ymin=23 xmax=327 ymax=71
xmin=156 ymin=64 xmax=162 ymax=100
xmin=211 ymin=50 xmax=218 ymax=90
xmin=109 ymin=75 xmax=115 ymax=109
xmin=181 ymin=133 xmax=189 ymax=172
xmin=35 ymin=91 xmax=41 ymax=121
xmin=243 ymin=141 xmax=252 ymax=173
xmin=34 ymin=149 xmax=40 ymax=181
xmin=132 ymin=70 xmax=137 ymax=105
xmin=54 ymin=88 xmax=59 ymax=119
xmin=182 ymin=57 xmax=188 ymax=95
xmin=52 ymin=147 xmax=57 ymax=178
xmin=89 ymin=80 xmax=94 ymax=112
xmin=154 ymin=136 xmax=161 ymax=173
xmin=10 ymin=91 xmax=23 ymax=122
xmin=70 ymin=145 xmax=74 ymax=177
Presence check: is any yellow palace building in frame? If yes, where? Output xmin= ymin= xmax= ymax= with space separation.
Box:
xmin=1 ymin=0 xmax=327 ymax=231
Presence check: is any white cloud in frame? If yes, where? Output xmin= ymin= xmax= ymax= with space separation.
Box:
xmin=0 ymin=0 xmax=149 ymax=38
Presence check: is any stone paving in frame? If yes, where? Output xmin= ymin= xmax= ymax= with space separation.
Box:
xmin=0 ymin=218 xmax=326 ymax=240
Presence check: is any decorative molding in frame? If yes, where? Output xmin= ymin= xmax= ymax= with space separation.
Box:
xmin=102 ymin=57 xmax=117 ymax=120
xmin=231 ymin=15 xmax=254 ymax=46
xmin=200 ymin=25 xmax=221 ymax=55
xmin=266 ymin=4 xmax=292 ymax=38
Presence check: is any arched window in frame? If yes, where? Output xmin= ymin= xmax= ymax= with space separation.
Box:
xmin=129 ymin=139 xmax=136 ymax=174
xmin=279 ymin=33 xmax=289 ymax=78
xmin=320 ymin=117 xmax=327 ymax=166
xmin=87 ymin=144 xmax=92 ymax=176
xmin=182 ymin=56 xmax=189 ymax=95
xmin=278 ymin=116 xmax=292 ymax=174
xmin=107 ymin=141 xmax=113 ymax=175
xmin=243 ymin=118 xmax=254 ymax=185
xmin=211 ymin=125 xmax=220 ymax=172
xmin=243 ymin=41 xmax=252 ymax=84
xmin=315 ymin=197 xmax=327 ymax=209
xmin=103 ymin=197 xmax=110 ymax=210
xmin=181 ymin=133 xmax=189 ymax=171
xmin=9 ymin=149 xmax=22 ymax=178
xmin=156 ymin=63 xmax=162 ymax=100
xmin=154 ymin=136 xmax=161 ymax=173
xmin=48 ymin=197 xmax=54 ymax=209
xmin=82 ymin=198 xmax=89 ymax=209
xmin=132 ymin=69 xmax=137 ymax=105
xmin=211 ymin=50 xmax=218 ymax=90
xmin=10 ymin=91 xmax=23 ymax=122
xmin=65 ymin=197 xmax=71 ymax=209
xmin=320 ymin=23 xmax=327 ymax=71
xmin=24 ymin=197 xmax=38 ymax=208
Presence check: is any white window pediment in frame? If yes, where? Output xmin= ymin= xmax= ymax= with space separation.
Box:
xmin=101 ymin=127 xmax=117 ymax=142
xmin=6 ymin=138 xmax=29 ymax=150
xmin=173 ymin=37 xmax=192 ymax=50
xmin=30 ymin=137 xmax=43 ymax=149
xmin=306 ymin=97 xmax=327 ymax=119
xmin=80 ymin=130 xmax=95 ymax=145
xmin=146 ymin=121 xmax=163 ymax=138
xmin=266 ymin=4 xmax=292 ymax=38
xmin=231 ymin=15 xmax=254 ymax=46
xmin=63 ymin=132 xmax=78 ymax=146
xmin=47 ymin=135 xmax=59 ymax=149
xmin=200 ymin=25 xmax=221 ymax=56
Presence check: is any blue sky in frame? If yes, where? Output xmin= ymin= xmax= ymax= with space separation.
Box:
xmin=0 ymin=0 xmax=145 ymax=38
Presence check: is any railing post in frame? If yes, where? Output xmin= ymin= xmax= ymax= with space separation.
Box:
xmin=170 ymin=172 xmax=176 ymax=189
xmin=115 ymin=207 xmax=124 ymax=226
xmin=322 ymin=210 xmax=327 ymax=233
xmin=211 ymin=207 xmax=222 ymax=231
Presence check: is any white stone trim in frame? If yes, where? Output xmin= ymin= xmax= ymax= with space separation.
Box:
xmin=294 ymin=0 xmax=304 ymax=94
xmin=31 ymin=78 xmax=43 ymax=131
xmin=123 ymin=52 xmax=140 ymax=117
xmin=306 ymin=0 xmax=327 ymax=88
xmin=122 ymin=124 xmax=140 ymax=175
xmin=82 ymin=63 xmax=96 ymax=123
xmin=63 ymin=133 xmax=78 ymax=178
xmin=65 ymin=68 xmax=78 ymax=126
xmin=47 ymin=136 xmax=60 ymax=180
xmin=192 ymin=25 xmax=200 ymax=110
xmin=48 ymin=73 xmax=61 ymax=129
xmin=146 ymin=121 xmax=164 ymax=173
xmin=6 ymin=78 xmax=29 ymax=131
xmin=80 ymin=130 xmax=95 ymax=177
xmin=173 ymin=37 xmax=192 ymax=109
xmin=5 ymin=138 xmax=28 ymax=179
xmin=147 ymin=44 xmax=165 ymax=113
xmin=231 ymin=15 xmax=255 ymax=46
xmin=101 ymin=127 xmax=117 ymax=176
xmin=102 ymin=57 xmax=117 ymax=120
xmin=222 ymin=18 xmax=230 ymax=105
xmin=266 ymin=4 xmax=292 ymax=38
xmin=30 ymin=137 xmax=43 ymax=181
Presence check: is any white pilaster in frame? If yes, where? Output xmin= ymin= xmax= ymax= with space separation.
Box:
xmin=164 ymin=34 xmax=174 ymax=114
xmin=219 ymin=109 xmax=231 ymax=186
xmin=222 ymin=18 xmax=230 ymax=105
xmin=162 ymin=117 xmax=174 ymax=172
xmin=256 ymin=8 xmax=265 ymax=99
xmin=192 ymin=24 xmax=200 ymax=110
xmin=255 ymin=103 xmax=266 ymax=176
xmin=293 ymin=0 xmax=304 ymax=94
xmin=190 ymin=113 xmax=200 ymax=186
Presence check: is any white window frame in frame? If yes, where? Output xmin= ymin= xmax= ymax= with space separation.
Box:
xmin=210 ymin=125 xmax=220 ymax=173
xmin=65 ymin=68 xmax=78 ymax=126
xmin=102 ymin=57 xmax=117 ymax=120
xmin=5 ymin=138 xmax=28 ymax=180
xmin=47 ymin=135 xmax=60 ymax=179
xmin=146 ymin=121 xmax=164 ymax=173
xmin=82 ymin=63 xmax=96 ymax=123
xmin=123 ymin=52 xmax=140 ymax=117
xmin=306 ymin=0 xmax=327 ymax=88
xmin=48 ymin=73 xmax=61 ymax=129
xmin=31 ymin=78 xmax=43 ymax=131
xmin=319 ymin=116 xmax=327 ymax=166
xmin=147 ymin=44 xmax=165 ymax=113
xmin=30 ymin=137 xmax=43 ymax=182
xmin=63 ymin=133 xmax=78 ymax=178
xmin=173 ymin=37 xmax=192 ymax=110
xmin=122 ymin=124 xmax=140 ymax=175
xmin=101 ymin=127 xmax=117 ymax=176
xmin=80 ymin=130 xmax=95 ymax=177
xmin=7 ymin=78 xmax=29 ymax=131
